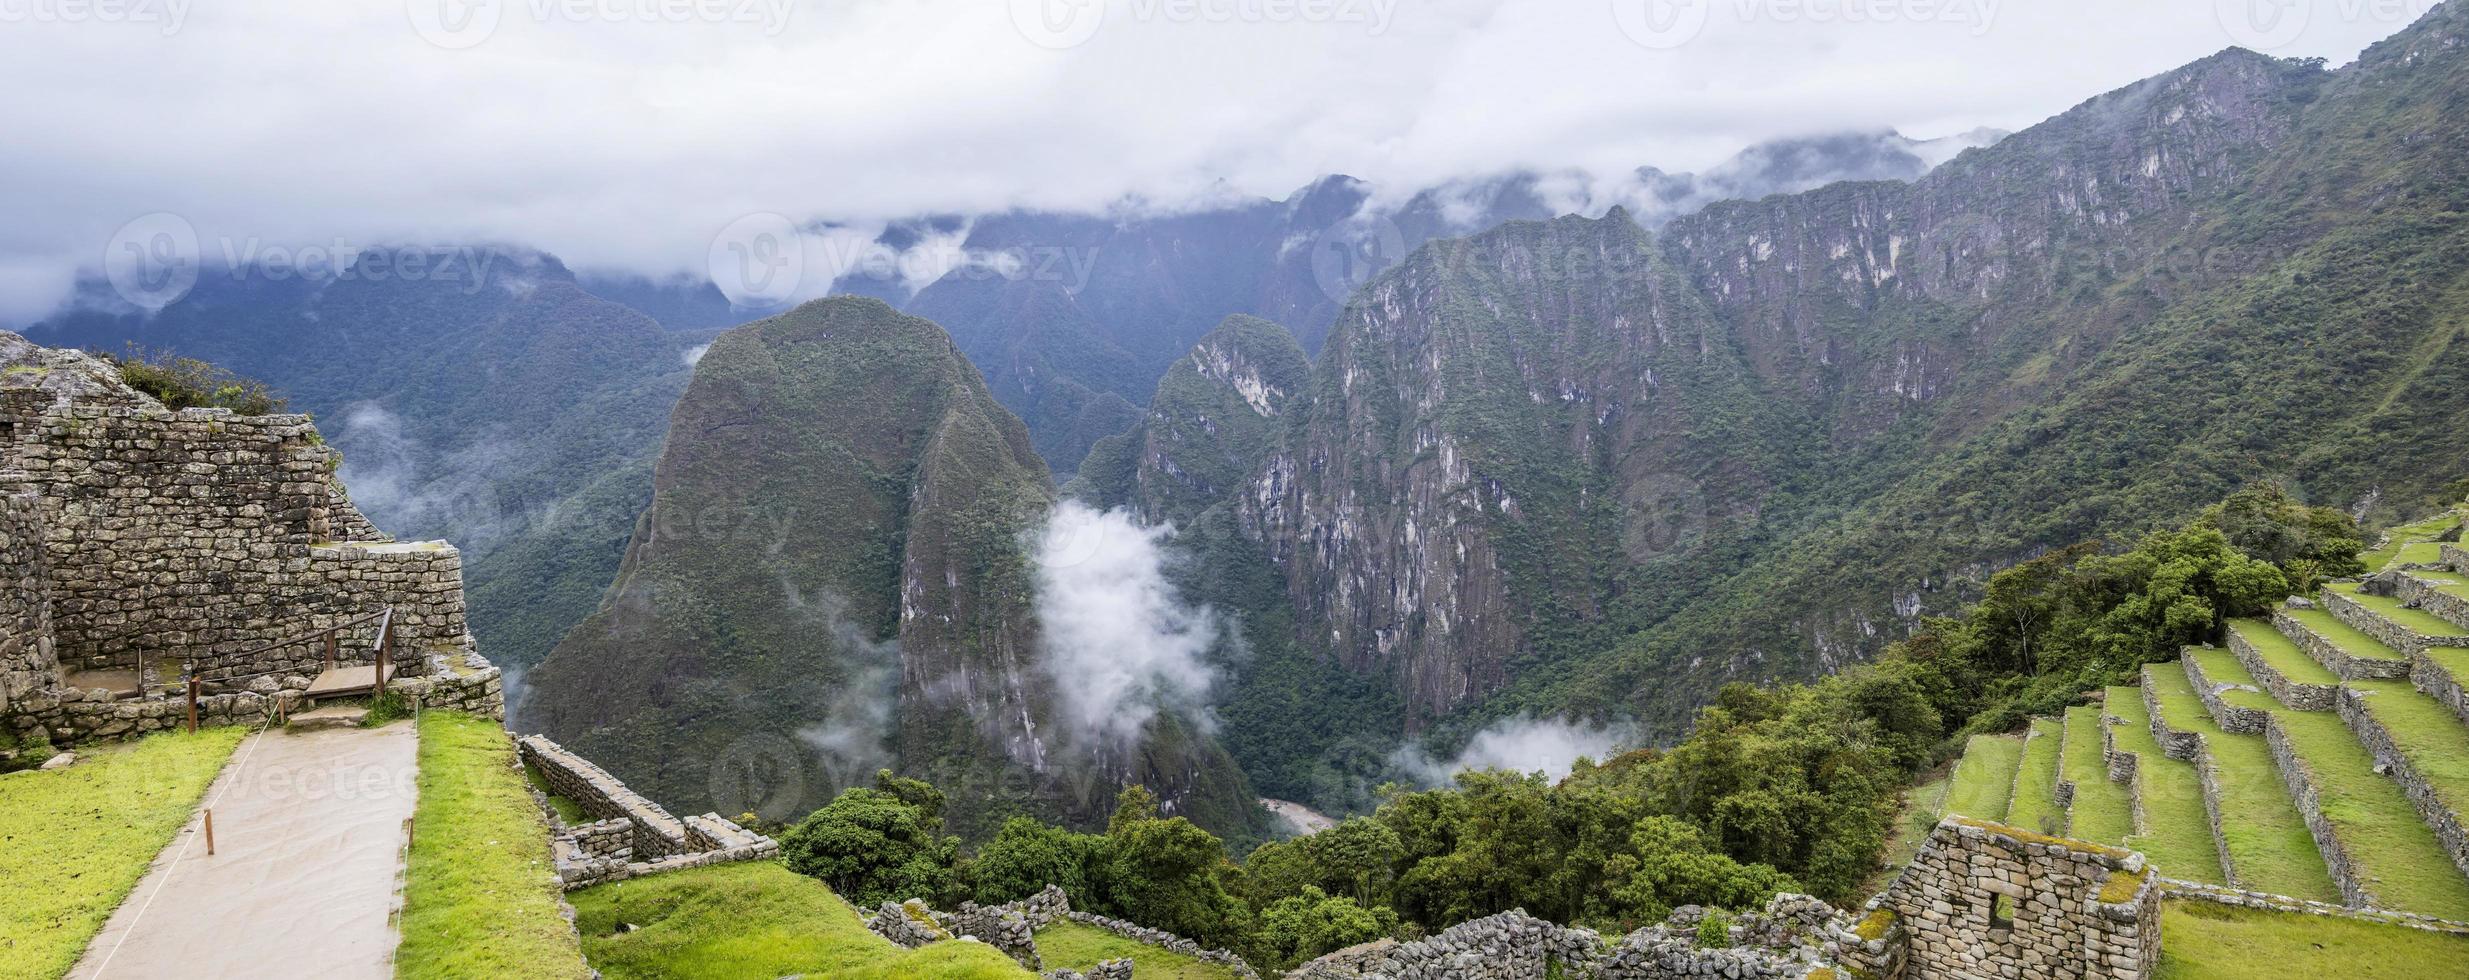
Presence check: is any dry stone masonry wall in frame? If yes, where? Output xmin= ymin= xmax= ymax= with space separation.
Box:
xmin=0 ymin=490 xmax=58 ymax=713
xmin=1291 ymin=893 xmax=1874 ymax=980
xmin=0 ymin=332 xmax=489 ymax=748
xmin=1874 ymin=818 xmax=2160 ymax=980
xmin=518 ymin=733 xmax=777 ymax=890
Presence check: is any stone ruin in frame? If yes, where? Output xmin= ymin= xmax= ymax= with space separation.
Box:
xmin=0 ymin=330 xmax=505 ymax=756
xmin=518 ymin=734 xmax=778 ymax=890
xmin=1865 ymin=817 xmax=2161 ymax=980
xmin=863 ymin=883 xmax=1245 ymax=979
xmin=1289 ymin=892 xmax=1879 ymax=980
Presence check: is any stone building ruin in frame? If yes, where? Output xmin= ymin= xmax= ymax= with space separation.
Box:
xmin=0 ymin=330 xmax=499 ymax=749
xmin=1867 ymin=817 xmax=2162 ymax=980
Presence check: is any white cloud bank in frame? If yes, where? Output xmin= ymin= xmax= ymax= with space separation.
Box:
xmin=1033 ymin=501 xmax=1221 ymax=747
xmin=1395 ymin=714 xmax=1636 ymax=785
xmin=0 ymin=1 xmax=2430 ymax=322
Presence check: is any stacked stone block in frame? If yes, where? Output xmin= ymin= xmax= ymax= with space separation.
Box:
xmin=0 ymin=489 xmax=59 ymax=712
xmin=1877 ymin=817 xmax=2159 ymax=980
xmin=519 ymin=733 xmax=778 ymax=890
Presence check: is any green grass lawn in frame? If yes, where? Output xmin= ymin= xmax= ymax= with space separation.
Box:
xmin=2156 ymin=899 xmax=2469 ymax=979
xmin=1946 ymin=733 xmax=2024 ymax=823
xmin=2424 ymin=648 xmax=2469 ymax=705
xmin=2281 ymin=606 xmax=2410 ymax=665
xmin=2270 ymin=708 xmax=2469 ymax=918
xmin=569 ymin=860 xmax=1035 ymax=980
xmin=1033 ymin=920 xmax=1240 ymax=980
xmin=2229 ymin=619 xmax=2341 ymax=687
xmin=2146 ymin=667 xmax=2341 ymax=902
xmin=2346 ymin=680 xmax=2469 ymax=830
xmin=2061 ymin=705 xmax=2135 ymax=846
xmin=2393 ymin=541 xmax=2451 ymax=568
xmin=2005 ymin=718 xmax=2066 ymax=836
xmin=2329 ymin=584 xmax=2469 ymax=642
xmin=0 ymin=727 xmax=245 ymax=980
xmin=2108 ymin=688 xmax=2225 ymax=884
xmin=396 ymin=711 xmax=593 ymax=979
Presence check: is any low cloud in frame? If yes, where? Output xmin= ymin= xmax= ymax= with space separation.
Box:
xmin=1393 ymin=713 xmax=1635 ymax=786
xmin=1033 ymin=501 xmax=1221 ymax=747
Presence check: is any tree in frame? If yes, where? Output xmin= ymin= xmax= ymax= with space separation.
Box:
xmin=781 ymin=776 xmax=962 ymax=907
xmin=1096 ymin=787 xmax=1249 ymax=948
xmin=969 ymin=816 xmax=1103 ymax=905
xmin=1251 ymin=886 xmax=1397 ymax=970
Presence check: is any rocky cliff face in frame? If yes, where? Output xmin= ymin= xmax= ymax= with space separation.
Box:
xmin=1073 ymin=314 xmax=1311 ymax=526
xmin=1219 ymin=5 xmax=2469 ymax=753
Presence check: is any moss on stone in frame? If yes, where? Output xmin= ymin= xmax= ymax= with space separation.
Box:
xmin=1853 ymin=909 xmax=1896 ymax=943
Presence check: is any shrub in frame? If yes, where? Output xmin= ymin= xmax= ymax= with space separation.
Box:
xmin=103 ymin=346 xmax=287 ymax=415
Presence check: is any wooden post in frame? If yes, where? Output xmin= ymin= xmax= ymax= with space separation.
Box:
xmin=186 ymin=676 xmax=200 ymax=733
xmin=323 ymin=629 xmax=337 ymax=669
xmin=204 ymin=809 xmax=215 ymax=856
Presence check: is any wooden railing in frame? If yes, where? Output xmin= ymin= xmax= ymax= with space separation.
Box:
xmin=192 ymin=606 xmax=396 ymax=686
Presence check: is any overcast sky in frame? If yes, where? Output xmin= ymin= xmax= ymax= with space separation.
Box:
xmin=0 ymin=0 xmax=2438 ymax=321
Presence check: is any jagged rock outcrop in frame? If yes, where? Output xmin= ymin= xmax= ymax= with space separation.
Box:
xmin=1072 ymin=314 xmax=1311 ymax=526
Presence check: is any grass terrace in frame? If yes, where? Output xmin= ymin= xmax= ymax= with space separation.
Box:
xmin=2424 ymin=647 xmax=2469 ymax=699
xmin=1033 ymin=921 xmax=1242 ymax=980
xmin=569 ymin=861 xmax=1035 ymax=980
xmin=396 ymin=711 xmax=594 ymax=980
xmin=2269 ymin=708 xmax=2469 ymax=918
xmin=2185 ymin=648 xmax=2280 ymax=713
xmin=2155 ymin=900 xmax=2469 ymax=979
xmin=0 ymin=728 xmax=246 ymax=980
xmin=2145 ymin=667 xmax=2340 ymax=902
xmin=2060 ymin=705 xmax=2135 ymax=846
xmin=2345 ymin=679 xmax=2469 ymax=828
xmin=1946 ymin=733 xmax=2023 ymax=822
xmin=2227 ymin=619 xmax=2340 ymax=687
xmin=2281 ymin=606 xmax=2410 ymax=666
xmin=2329 ymin=583 xmax=2468 ymax=641
xmin=2107 ymin=687 xmax=2224 ymax=884
xmin=2005 ymin=718 xmax=2065 ymax=835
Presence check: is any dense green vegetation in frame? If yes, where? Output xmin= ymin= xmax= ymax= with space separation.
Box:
xmin=0 ymin=728 xmax=245 ymax=980
xmin=769 ymin=483 xmax=2376 ymax=971
xmin=396 ymin=712 xmax=593 ymax=979
xmin=569 ymin=861 xmax=1035 ymax=980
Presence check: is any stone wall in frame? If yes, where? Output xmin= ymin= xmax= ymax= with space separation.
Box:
xmin=2271 ymin=603 xmax=2411 ymax=681
xmin=0 ymin=394 xmax=472 ymax=688
xmin=519 ymin=733 xmax=778 ymax=890
xmin=390 ymin=648 xmax=504 ymax=720
xmin=2389 ymin=572 xmax=2469 ymax=639
xmin=2143 ymin=666 xmax=2238 ymax=889
xmin=2412 ymin=648 xmax=2469 ymax=729
xmin=2336 ymin=686 xmax=2469 ymax=885
xmin=1876 ymin=817 xmax=2160 ymax=980
xmin=2262 ymin=718 xmax=2371 ymax=907
xmin=0 ymin=490 xmax=58 ymax=713
xmin=2322 ymin=587 xmax=2467 ymax=659
xmin=2158 ymin=877 xmax=2469 ymax=935
xmin=2181 ymin=655 xmax=2267 ymax=734
xmin=1291 ymin=894 xmax=1870 ymax=980
xmin=2229 ymin=626 xmax=2337 ymax=709
xmin=2445 ymin=543 xmax=2468 ymax=576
